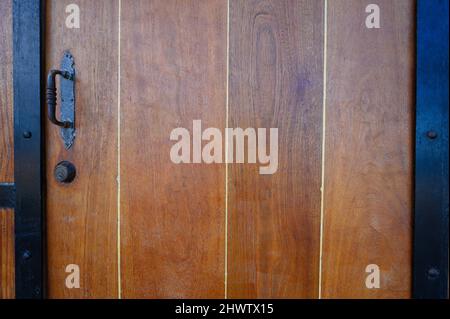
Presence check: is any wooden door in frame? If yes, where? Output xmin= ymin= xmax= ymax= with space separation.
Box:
xmin=1 ymin=0 xmax=415 ymax=299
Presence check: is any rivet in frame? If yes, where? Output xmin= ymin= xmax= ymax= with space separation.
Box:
xmin=427 ymin=130 xmax=438 ymax=139
xmin=22 ymin=250 xmax=32 ymax=260
xmin=34 ymin=287 xmax=41 ymax=295
xmin=23 ymin=131 xmax=32 ymax=139
xmin=427 ymin=267 xmax=440 ymax=280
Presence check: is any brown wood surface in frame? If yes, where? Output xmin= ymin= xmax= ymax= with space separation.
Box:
xmin=0 ymin=0 xmax=14 ymax=183
xmin=45 ymin=0 xmax=119 ymax=298
xmin=0 ymin=0 xmax=415 ymax=299
xmin=120 ymin=0 xmax=227 ymax=298
xmin=321 ymin=0 xmax=415 ymax=298
xmin=0 ymin=0 xmax=15 ymax=299
xmin=228 ymin=0 xmax=324 ymax=298
xmin=0 ymin=210 xmax=14 ymax=299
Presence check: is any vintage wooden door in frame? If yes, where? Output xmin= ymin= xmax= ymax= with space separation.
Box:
xmin=3 ymin=0 xmax=441 ymax=299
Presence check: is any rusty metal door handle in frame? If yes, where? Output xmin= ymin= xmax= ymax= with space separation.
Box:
xmin=46 ymin=51 xmax=76 ymax=149
xmin=46 ymin=69 xmax=73 ymax=128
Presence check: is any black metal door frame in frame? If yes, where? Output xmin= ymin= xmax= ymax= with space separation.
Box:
xmin=2 ymin=0 xmax=448 ymax=299
xmin=413 ymin=0 xmax=449 ymax=299
xmin=12 ymin=0 xmax=45 ymax=299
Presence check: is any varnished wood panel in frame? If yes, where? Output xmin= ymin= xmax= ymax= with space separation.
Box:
xmin=321 ymin=0 xmax=415 ymax=298
xmin=0 ymin=210 xmax=14 ymax=299
xmin=0 ymin=0 xmax=14 ymax=299
xmin=0 ymin=0 xmax=14 ymax=182
xmin=120 ymin=0 xmax=227 ymax=298
xmin=46 ymin=0 xmax=119 ymax=298
xmin=228 ymin=0 xmax=324 ymax=298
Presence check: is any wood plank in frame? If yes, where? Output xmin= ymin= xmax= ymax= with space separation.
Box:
xmin=228 ymin=0 xmax=324 ymax=298
xmin=0 ymin=0 xmax=13 ymax=183
xmin=0 ymin=209 xmax=14 ymax=299
xmin=120 ymin=0 xmax=227 ymax=298
xmin=45 ymin=0 xmax=119 ymax=298
xmin=321 ymin=0 xmax=415 ymax=298
xmin=0 ymin=0 xmax=15 ymax=299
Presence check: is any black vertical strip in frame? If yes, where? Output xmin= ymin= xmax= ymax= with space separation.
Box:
xmin=0 ymin=184 xmax=16 ymax=208
xmin=414 ymin=0 xmax=449 ymax=299
xmin=13 ymin=0 xmax=45 ymax=299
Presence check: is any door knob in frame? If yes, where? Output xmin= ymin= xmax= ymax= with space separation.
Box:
xmin=54 ymin=161 xmax=76 ymax=184
xmin=46 ymin=51 xmax=76 ymax=149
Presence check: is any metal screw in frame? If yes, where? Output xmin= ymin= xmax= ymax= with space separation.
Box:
xmin=22 ymin=250 xmax=32 ymax=260
xmin=427 ymin=267 xmax=440 ymax=280
xmin=23 ymin=131 xmax=32 ymax=139
xmin=427 ymin=130 xmax=438 ymax=139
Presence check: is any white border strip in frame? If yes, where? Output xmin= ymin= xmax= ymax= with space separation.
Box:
xmin=224 ymin=0 xmax=230 ymax=299
xmin=117 ymin=0 xmax=122 ymax=299
xmin=318 ymin=0 xmax=328 ymax=299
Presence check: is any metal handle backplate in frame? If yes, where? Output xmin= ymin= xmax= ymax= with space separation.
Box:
xmin=46 ymin=51 xmax=76 ymax=149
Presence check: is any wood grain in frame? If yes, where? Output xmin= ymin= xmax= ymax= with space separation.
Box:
xmin=228 ymin=0 xmax=324 ymax=298
xmin=321 ymin=0 xmax=415 ymax=298
xmin=120 ymin=0 xmax=227 ymax=298
xmin=45 ymin=0 xmax=118 ymax=298
xmin=0 ymin=209 xmax=14 ymax=299
xmin=0 ymin=0 xmax=13 ymax=182
xmin=0 ymin=0 xmax=15 ymax=299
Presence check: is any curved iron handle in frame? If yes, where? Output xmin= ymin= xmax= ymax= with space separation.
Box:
xmin=46 ymin=69 xmax=73 ymax=128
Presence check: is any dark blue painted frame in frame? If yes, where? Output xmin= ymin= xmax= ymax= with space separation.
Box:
xmin=0 ymin=183 xmax=15 ymax=208
xmin=13 ymin=0 xmax=45 ymax=299
xmin=414 ymin=0 xmax=449 ymax=299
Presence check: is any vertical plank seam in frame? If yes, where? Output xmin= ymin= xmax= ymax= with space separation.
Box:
xmin=318 ymin=0 xmax=328 ymax=300
xmin=117 ymin=0 xmax=122 ymax=299
xmin=224 ymin=0 xmax=230 ymax=300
